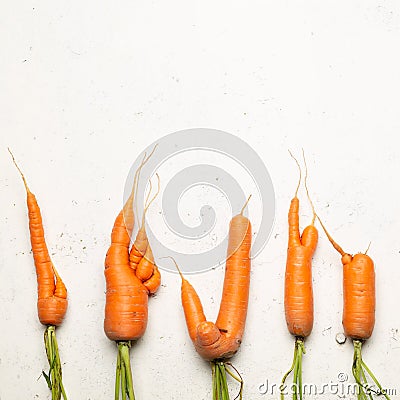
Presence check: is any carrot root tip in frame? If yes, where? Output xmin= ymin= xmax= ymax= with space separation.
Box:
xmin=240 ymin=194 xmax=252 ymax=215
xmin=8 ymin=148 xmax=30 ymax=192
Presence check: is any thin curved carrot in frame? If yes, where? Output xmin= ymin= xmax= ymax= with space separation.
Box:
xmin=128 ymin=174 xmax=159 ymax=269
xmin=164 ymin=256 xmax=207 ymax=342
xmin=9 ymin=148 xmax=68 ymax=400
xmin=133 ymin=174 xmax=160 ymax=282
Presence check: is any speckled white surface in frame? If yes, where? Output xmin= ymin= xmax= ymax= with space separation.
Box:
xmin=1 ymin=1 xmax=400 ymax=399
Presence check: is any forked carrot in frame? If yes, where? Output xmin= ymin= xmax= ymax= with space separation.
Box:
xmin=9 ymin=148 xmax=68 ymax=400
xmin=318 ymin=216 xmax=390 ymax=400
xmin=280 ymin=151 xmax=318 ymax=400
xmin=104 ymin=147 xmax=161 ymax=400
xmin=168 ymin=195 xmax=252 ymax=400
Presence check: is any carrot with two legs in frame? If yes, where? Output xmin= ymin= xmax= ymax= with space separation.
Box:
xmin=169 ymin=196 xmax=252 ymax=400
xmin=281 ymin=152 xmax=318 ymax=400
xmin=9 ymin=149 xmax=68 ymax=400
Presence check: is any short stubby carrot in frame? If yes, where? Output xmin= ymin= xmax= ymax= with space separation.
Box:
xmin=171 ymin=197 xmax=252 ymax=400
xmin=319 ymin=212 xmax=390 ymax=400
xmin=104 ymin=149 xmax=160 ymax=400
xmin=281 ymin=151 xmax=318 ymax=400
xmin=9 ymin=149 xmax=68 ymax=400
xmin=342 ymin=253 xmax=375 ymax=340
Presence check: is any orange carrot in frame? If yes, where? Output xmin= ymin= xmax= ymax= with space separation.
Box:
xmin=182 ymin=202 xmax=251 ymax=361
xmin=143 ymin=265 xmax=161 ymax=294
xmin=9 ymin=149 xmax=68 ymax=400
xmin=318 ymin=205 xmax=389 ymax=399
xmin=343 ymin=254 xmax=375 ymax=340
xmin=170 ymin=196 xmax=251 ymax=399
xmin=104 ymin=148 xmax=160 ymax=400
xmin=284 ymin=198 xmax=317 ymax=337
xmin=281 ymin=151 xmax=318 ymax=400
xmin=130 ymin=177 xmax=159 ymax=282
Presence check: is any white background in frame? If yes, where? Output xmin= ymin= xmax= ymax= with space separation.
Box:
xmin=1 ymin=1 xmax=400 ymax=399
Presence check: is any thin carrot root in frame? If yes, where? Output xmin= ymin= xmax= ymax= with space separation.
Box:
xmin=211 ymin=361 xmax=243 ymax=400
xmin=316 ymin=215 xmax=347 ymax=257
xmin=115 ymin=342 xmax=136 ymax=400
xmin=139 ymin=172 xmax=160 ymax=231
xmin=133 ymin=145 xmax=158 ymax=222
xmin=302 ymin=149 xmax=316 ymax=225
xmin=123 ymin=144 xmax=158 ymax=235
xmin=8 ymin=148 xmax=30 ymax=192
xmin=280 ymin=338 xmax=305 ymax=400
xmin=352 ymin=340 xmax=391 ymax=400
xmin=43 ymin=326 xmax=68 ymax=400
xmin=240 ymin=194 xmax=252 ymax=216
xmin=161 ymin=255 xmax=183 ymax=277
xmin=133 ymin=173 xmax=161 ymax=286
xmin=288 ymin=150 xmax=301 ymax=198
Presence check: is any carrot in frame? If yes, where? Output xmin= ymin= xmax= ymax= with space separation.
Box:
xmin=130 ymin=178 xmax=159 ymax=282
xmin=318 ymin=218 xmax=390 ymax=400
xmin=9 ymin=149 xmax=68 ymax=400
xmin=280 ymin=151 xmax=318 ymax=400
xmin=169 ymin=196 xmax=252 ymax=400
xmin=104 ymin=147 xmax=161 ymax=400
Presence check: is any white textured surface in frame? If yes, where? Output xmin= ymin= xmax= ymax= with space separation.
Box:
xmin=1 ymin=1 xmax=400 ymax=399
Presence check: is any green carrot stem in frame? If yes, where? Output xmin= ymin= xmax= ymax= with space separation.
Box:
xmin=281 ymin=345 xmax=296 ymax=400
xmin=51 ymin=329 xmax=67 ymax=400
xmin=213 ymin=361 xmax=222 ymax=400
xmin=297 ymin=343 xmax=304 ymax=400
xmin=360 ymin=365 xmax=374 ymax=400
xmin=211 ymin=361 xmax=243 ymax=400
xmin=220 ymin=363 xmax=230 ymax=400
xmin=212 ymin=363 xmax=217 ymax=400
xmin=43 ymin=325 xmax=67 ymax=400
xmin=120 ymin=343 xmax=135 ymax=400
xmin=293 ymin=349 xmax=299 ymax=400
xmin=216 ymin=362 xmax=221 ymax=400
xmin=281 ymin=338 xmax=304 ymax=400
xmin=361 ymin=359 xmax=391 ymax=400
xmin=225 ymin=363 xmax=243 ymax=400
xmin=115 ymin=342 xmax=135 ymax=400
xmin=121 ymin=356 xmax=126 ymax=400
xmin=352 ymin=340 xmax=391 ymax=400
xmin=115 ymin=349 xmax=121 ymax=400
